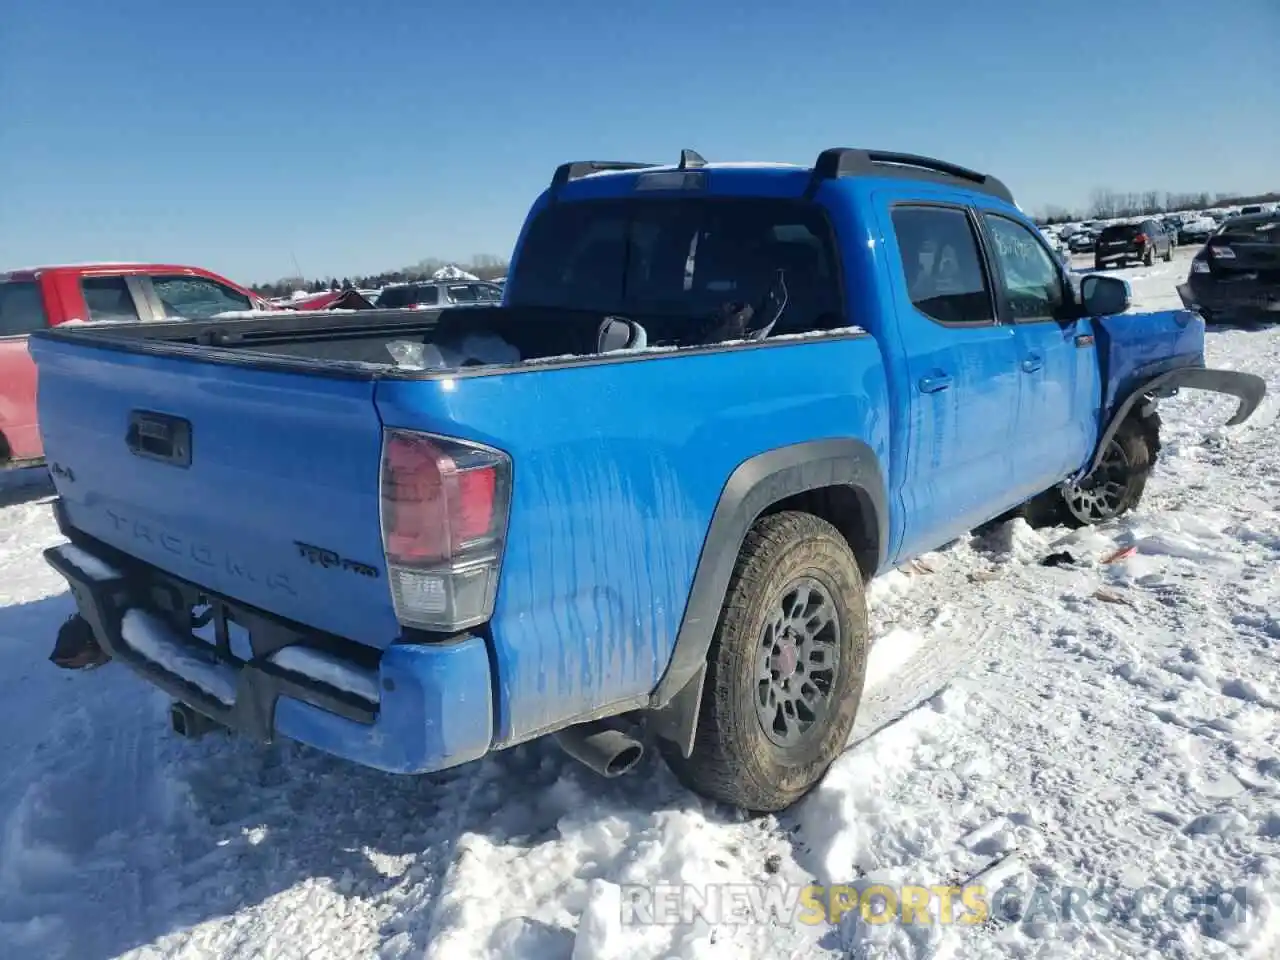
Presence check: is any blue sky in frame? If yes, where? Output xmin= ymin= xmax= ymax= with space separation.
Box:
xmin=2 ymin=0 xmax=1276 ymax=283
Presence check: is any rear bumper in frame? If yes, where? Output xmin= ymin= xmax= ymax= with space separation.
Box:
xmin=1179 ymin=278 xmax=1280 ymax=320
xmin=44 ymin=536 xmax=494 ymax=775
xmin=1096 ymin=248 xmax=1139 ymax=263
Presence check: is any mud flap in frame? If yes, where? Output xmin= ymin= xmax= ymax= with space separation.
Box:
xmin=1083 ymin=366 xmax=1267 ymax=477
xmin=50 ymin=614 xmax=111 ymax=670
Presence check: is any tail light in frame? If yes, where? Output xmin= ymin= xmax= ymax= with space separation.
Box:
xmin=1209 ymin=244 xmax=1236 ymax=259
xmin=1134 ymin=233 xmax=1148 ymax=246
xmin=379 ymin=429 xmax=511 ymax=632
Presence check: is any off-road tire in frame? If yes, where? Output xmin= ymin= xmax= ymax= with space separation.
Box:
xmin=660 ymin=511 xmax=869 ymax=812
xmin=1025 ymin=415 xmax=1159 ymax=529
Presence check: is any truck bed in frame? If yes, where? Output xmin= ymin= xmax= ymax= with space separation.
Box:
xmin=40 ymin=305 xmax=852 ymax=375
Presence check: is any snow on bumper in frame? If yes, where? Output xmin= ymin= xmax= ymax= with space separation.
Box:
xmin=44 ymin=541 xmax=494 ymax=775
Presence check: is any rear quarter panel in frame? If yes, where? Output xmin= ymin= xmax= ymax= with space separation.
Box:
xmin=375 ymin=335 xmax=889 ymax=745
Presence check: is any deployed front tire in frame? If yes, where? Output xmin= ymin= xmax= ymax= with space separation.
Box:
xmin=661 ymin=511 xmax=869 ymax=812
xmin=1059 ymin=417 xmax=1157 ymax=527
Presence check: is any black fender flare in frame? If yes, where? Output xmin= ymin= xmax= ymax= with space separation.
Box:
xmin=1084 ymin=366 xmax=1267 ymax=477
xmin=647 ymin=438 xmax=887 ymax=756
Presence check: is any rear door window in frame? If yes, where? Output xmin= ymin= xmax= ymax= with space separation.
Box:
xmin=889 ymin=206 xmax=994 ymax=325
xmin=375 ymin=286 xmax=415 ymax=308
xmin=151 ymin=275 xmax=251 ymax=319
xmin=447 ymin=284 xmax=479 ymax=303
xmin=81 ymin=276 xmax=141 ymax=323
xmin=415 ymin=286 xmax=440 ymax=306
xmin=0 ymin=281 xmax=48 ymax=335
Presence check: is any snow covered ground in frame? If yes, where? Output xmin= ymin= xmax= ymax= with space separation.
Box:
xmin=2 ymin=248 xmax=1278 ymax=959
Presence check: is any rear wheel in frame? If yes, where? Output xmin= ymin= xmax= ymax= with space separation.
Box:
xmin=1144 ymin=245 xmax=1155 ymax=267
xmin=1163 ymin=241 xmax=1174 ymax=262
xmin=661 ymin=511 xmax=869 ymax=812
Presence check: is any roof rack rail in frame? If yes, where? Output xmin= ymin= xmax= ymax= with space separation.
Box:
xmin=807 ymin=148 xmax=1014 ymax=204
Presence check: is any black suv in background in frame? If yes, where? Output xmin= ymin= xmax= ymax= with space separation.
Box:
xmin=1179 ymin=212 xmax=1280 ymax=324
xmin=1094 ymin=219 xmax=1175 ymax=270
xmin=374 ymin=280 xmax=503 ymax=309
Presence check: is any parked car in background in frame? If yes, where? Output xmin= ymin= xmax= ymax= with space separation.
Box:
xmin=0 ymin=263 xmax=268 ymax=467
xmin=1239 ymin=205 xmax=1265 ymax=217
xmin=1068 ymin=231 xmax=1097 ymax=254
xmin=1095 ymin=220 xmax=1175 ymax=269
xmin=284 ymin=289 xmax=376 ymax=311
xmin=1179 ymin=217 xmax=1217 ymax=246
xmin=1161 ymin=219 xmax=1182 ymax=246
xmin=374 ymin=280 xmax=504 ymax=309
xmin=1179 ymin=212 xmax=1280 ymax=324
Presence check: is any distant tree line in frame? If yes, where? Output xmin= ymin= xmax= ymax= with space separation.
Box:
xmin=1037 ymin=188 xmax=1280 ymax=225
xmin=251 ymin=183 xmax=1279 ymax=294
xmin=250 ymin=254 xmax=509 ymax=299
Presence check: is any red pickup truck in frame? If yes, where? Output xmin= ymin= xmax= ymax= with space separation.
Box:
xmin=0 ymin=263 xmax=269 ymax=466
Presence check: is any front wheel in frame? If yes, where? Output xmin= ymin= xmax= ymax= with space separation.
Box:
xmin=661 ymin=511 xmax=869 ymax=812
xmin=1061 ymin=418 xmax=1155 ymax=526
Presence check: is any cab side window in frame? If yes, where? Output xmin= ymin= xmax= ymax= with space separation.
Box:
xmin=890 ymin=206 xmax=994 ymax=325
xmin=983 ymin=215 xmax=1066 ymax=322
xmin=151 ymin=275 xmax=251 ymax=319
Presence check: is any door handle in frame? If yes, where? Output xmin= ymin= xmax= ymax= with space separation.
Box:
xmin=918 ymin=373 xmax=953 ymax=393
xmin=1021 ymin=355 xmax=1043 ymax=373
xmin=126 ymin=410 xmax=192 ymax=467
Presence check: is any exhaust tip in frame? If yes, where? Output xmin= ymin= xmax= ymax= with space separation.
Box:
xmin=169 ymin=701 xmax=220 ymax=739
xmin=604 ymin=743 xmax=644 ymax=777
xmin=554 ymin=719 xmax=645 ymax=779
xmin=170 ymin=702 xmax=193 ymax=737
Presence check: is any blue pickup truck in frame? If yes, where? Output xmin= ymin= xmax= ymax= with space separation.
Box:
xmin=33 ymin=148 xmax=1265 ymax=811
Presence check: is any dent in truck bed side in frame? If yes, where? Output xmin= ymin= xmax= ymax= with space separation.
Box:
xmin=371 ymin=333 xmax=890 ymax=748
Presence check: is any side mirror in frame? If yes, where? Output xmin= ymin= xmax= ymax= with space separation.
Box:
xmin=1081 ymin=274 xmax=1131 ymax=317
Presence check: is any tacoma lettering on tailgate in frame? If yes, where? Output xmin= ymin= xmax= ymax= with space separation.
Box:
xmin=105 ymin=508 xmax=297 ymax=596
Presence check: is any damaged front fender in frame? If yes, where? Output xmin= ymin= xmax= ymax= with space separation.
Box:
xmin=1083 ymin=366 xmax=1267 ymax=478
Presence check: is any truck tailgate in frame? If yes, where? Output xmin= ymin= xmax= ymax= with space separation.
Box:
xmin=31 ymin=338 xmax=402 ymax=648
